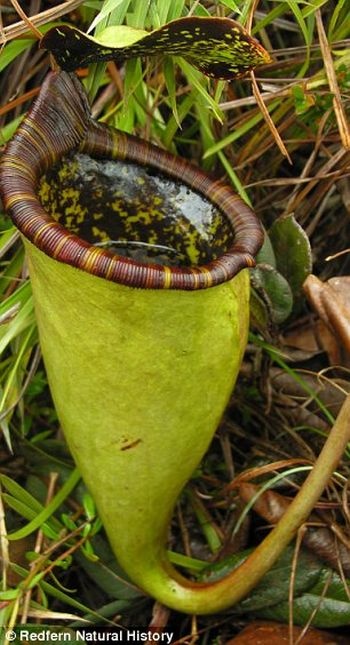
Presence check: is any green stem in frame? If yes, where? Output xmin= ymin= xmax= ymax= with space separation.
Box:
xmin=113 ymin=392 xmax=350 ymax=614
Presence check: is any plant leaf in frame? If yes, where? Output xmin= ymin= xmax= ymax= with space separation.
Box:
xmin=87 ymin=0 xmax=132 ymax=34
xmin=239 ymin=483 xmax=350 ymax=576
xmin=251 ymin=264 xmax=294 ymax=324
xmin=255 ymin=232 xmax=277 ymax=268
xmin=255 ymin=569 xmax=350 ymax=628
xmin=226 ymin=621 xmax=347 ymax=644
xmin=269 ymin=214 xmax=312 ymax=302
xmin=200 ymin=545 xmax=322 ymax=612
xmin=41 ymin=16 xmax=272 ymax=78
xmin=75 ymin=534 xmax=142 ymax=601
xmin=0 ymin=22 xmax=68 ymax=73
xmin=97 ymin=24 xmax=149 ymax=46
xmin=4 ymin=469 xmax=80 ymax=541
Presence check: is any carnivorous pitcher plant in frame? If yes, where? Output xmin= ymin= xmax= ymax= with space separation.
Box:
xmin=2 ymin=17 xmax=350 ymax=615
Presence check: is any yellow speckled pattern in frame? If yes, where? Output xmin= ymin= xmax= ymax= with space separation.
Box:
xmin=0 ymin=71 xmax=263 ymax=289
xmin=41 ymin=16 xmax=272 ymax=78
xmin=38 ymin=153 xmax=234 ymax=267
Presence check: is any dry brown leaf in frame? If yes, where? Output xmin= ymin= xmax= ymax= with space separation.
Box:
xmin=0 ymin=0 xmax=85 ymax=44
xmin=282 ymin=324 xmax=321 ymax=354
xmin=226 ymin=620 xmax=349 ymax=644
xmin=328 ymin=277 xmax=350 ymax=310
xmin=239 ymin=483 xmax=350 ymax=576
xmin=314 ymin=320 xmax=343 ymax=365
xmin=303 ymin=274 xmax=350 ymax=363
xmin=270 ymin=368 xmax=350 ymax=419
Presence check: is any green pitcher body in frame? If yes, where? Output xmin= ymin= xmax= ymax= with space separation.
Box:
xmin=26 ymin=239 xmax=249 ymax=596
xmin=0 ymin=71 xmax=264 ymax=613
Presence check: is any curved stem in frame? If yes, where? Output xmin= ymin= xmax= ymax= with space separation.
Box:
xmin=109 ymin=393 xmax=350 ymax=614
xmin=219 ymin=391 xmax=350 ymax=602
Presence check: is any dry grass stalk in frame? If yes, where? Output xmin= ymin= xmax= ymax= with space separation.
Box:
xmin=250 ymin=70 xmax=292 ymax=163
xmin=1 ymin=0 xmax=85 ymax=44
xmin=316 ymin=9 xmax=350 ymax=150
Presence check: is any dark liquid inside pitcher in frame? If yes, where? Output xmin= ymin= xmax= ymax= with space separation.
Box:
xmin=39 ymin=153 xmax=234 ymax=268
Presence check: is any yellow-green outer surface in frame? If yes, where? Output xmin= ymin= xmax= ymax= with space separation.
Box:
xmin=25 ymin=239 xmax=249 ymax=613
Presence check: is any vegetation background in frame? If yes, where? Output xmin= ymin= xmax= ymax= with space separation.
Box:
xmin=0 ymin=0 xmax=350 ymax=642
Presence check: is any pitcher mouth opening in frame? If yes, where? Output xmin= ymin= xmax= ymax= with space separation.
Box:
xmin=0 ymin=71 xmax=263 ymax=290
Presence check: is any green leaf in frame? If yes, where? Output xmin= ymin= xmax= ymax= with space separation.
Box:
xmin=0 ymin=115 xmax=25 ymax=144
xmin=0 ymin=475 xmax=44 ymax=513
xmin=255 ymin=232 xmax=276 ymax=268
xmin=166 ymin=0 xmax=186 ymax=22
xmin=255 ymin=568 xmax=350 ymax=628
xmin=1 ymin=494 xmax=62 ymax=540
xmin=82 ymin=492 xmax=97 ymax=521
xmin=0 ymin=294 xmax=35 ymax=355
xmin=178 ymin=59 xmax=224 ymax=122
xmin=249 ymin=288 xmax=270 ymax=332
xmin=5 ymin=469 xmax=80 ymax=540
xmin=236 ymin=547 xmax=322 ymax=613
xmin=163 ymin=56 xmax=180 ymax=128
xmin=41 ymin=16 xmax=271 ymax=78
xmin=203 ymin=107 xmax=268 ymax=159
xmin=220 ymin=0 xmax=242 ymax=13
xmin=0 ymin=22 xmax=66 ymax=73
xmin=75 ymin=534 xmax=142 ymax=600
xmin=0 ymin=38 xmax=34 ymax=73
xmin=200 ymin=546 xmax=322 ymax=612
xmin=11 ymin=562 xmax=127 ymax=622
xmin=0 ymin=588 xmax=20 ymax=600
xmin=251 ymin=264 xmax=294 ymax=324
xmin=87 ymin=0 xmax=132 ymax=33
xmin=284 ymin=0 xmax=312 ymax=47
xmin=292 ymin=84 xmax=316 ymax=115
xmin=98 ymin=24 xmax=149 ymax=46
xmin=269 ymin=214 xmax=312 ymax=302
